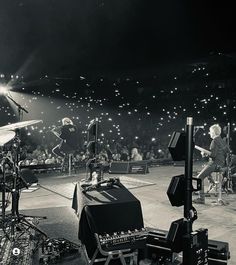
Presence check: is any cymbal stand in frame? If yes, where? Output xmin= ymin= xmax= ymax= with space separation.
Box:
xmin=2 ymin=133 xmax=48 ymax=242
xmin=0 ymin=151 xmax=11 ymax=221
xmin=7 ymin=93 xmax=28 ymax=122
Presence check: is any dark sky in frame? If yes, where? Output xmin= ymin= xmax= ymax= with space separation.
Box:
xmin=0 ymin=0 xmax=235 ymax=78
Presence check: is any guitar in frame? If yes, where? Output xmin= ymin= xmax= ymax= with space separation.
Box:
xmin=51 ymin=127 xmax=61 ymax=138
xmin=194 ymin=145 xmax=211 ymax=156
xmin=51 ymin=127 xmax=67 ymax=144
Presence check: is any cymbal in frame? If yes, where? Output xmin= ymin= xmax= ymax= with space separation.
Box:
xmin=0 ymin=120 xmax=43 ymax=131
xmin=0 ymin=130 xmax=15 ymax=146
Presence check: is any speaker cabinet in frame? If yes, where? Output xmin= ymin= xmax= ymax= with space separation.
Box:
xmin=167 ymin=174 xmax=185 ymax=206
xmin=168 ymin=132 xmax=185 ymax=161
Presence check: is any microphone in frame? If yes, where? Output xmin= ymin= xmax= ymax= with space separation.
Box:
xmin=195 ymin=126 xmax=204 ymax=129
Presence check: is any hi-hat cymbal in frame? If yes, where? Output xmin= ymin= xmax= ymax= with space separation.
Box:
xmin=0 ymin=130 xmax=15 ymax=146
xmin=0 ymin=120 xmax=43 ymax=131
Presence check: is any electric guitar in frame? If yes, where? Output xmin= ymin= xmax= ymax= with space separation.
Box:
xmin=51 ymin=127 xmax=67 ymax=143
xmin=194 ymin=145 xmax=211 ymax=156
xmin=51 ymin=128 xmax=60 ymax=138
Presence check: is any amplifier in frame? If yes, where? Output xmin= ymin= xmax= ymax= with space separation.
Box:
xmin=95 ymin=228 xmax=147 ymax=252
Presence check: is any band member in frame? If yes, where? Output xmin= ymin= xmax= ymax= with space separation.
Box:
xmin=52 ymin=117 xmax=79 ymax=158
xmin=193 ymin=124 xmax=230 ymax=204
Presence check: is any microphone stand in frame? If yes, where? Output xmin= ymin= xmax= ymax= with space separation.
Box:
xmin=226 ymin=122 xmax=233 ymax=192
xmin=7 ymin=94 xmax=28 ymax=122
xmin=184 ymin=117 xmax=194 ymax=235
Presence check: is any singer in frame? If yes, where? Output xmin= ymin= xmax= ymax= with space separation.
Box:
xmin=52 ymin=117 xmax=79 ymax=158
xmin=193 ymin=124 xmax=230 ymax=204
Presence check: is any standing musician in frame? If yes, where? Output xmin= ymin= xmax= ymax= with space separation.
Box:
xmin=193 ymin=124 xmax=230 ymax=204
xmin=52 ymin=117 xmax=79 ymax=158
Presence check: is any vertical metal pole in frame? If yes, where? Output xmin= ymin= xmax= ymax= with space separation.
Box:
xmin=94 ymin=118 xmax=99 ymax=157
xmin=1 ymin=160 xmax=6 ymax=219
xmin=226 ymin=122 xmax=231 ymax=189
xmin=184 ymin=117 xmax=194 ymax=234
xmin=227 ymin=122 xmax=230 ymax=147
xmin=218 ymin=173 xmax=222 ymax=202
xmin=68 ymin=154 xmax=72 ymax=176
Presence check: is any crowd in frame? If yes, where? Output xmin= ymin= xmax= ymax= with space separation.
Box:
xmin=1 ymin=58 xmax=236 ymax=170
xmin=18 ymin=140 xmax=170 ymax=169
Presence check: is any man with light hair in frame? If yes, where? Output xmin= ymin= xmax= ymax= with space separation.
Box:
xmin=62 ymin=117 xmax=73 ymax=126
xmin=193 ymin=124 xmax=229 ymax=204
xmin=52 ymin=117 xmax=79 ymax=158
xmin=210 ymin=124 xmax=221 ymax=136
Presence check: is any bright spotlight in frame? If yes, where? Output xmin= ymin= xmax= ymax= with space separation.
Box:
xmin=0 ymin=85 xmax=11 ymax=95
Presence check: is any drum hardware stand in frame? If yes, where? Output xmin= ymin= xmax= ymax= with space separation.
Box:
xmin=2 ymin=93 xmax=47 ymax=239
xmin=0 ymin=151 xmax=12 ymax=220
xmin=0 ymin=132 xmax=48 ymax=244
xmin=222 ymin=122 xmax=233 ymax=194
xmin=82 ymin=234 xmax=138 ymax=265
xmin=7 ymin=93 xmax=28 ymax=121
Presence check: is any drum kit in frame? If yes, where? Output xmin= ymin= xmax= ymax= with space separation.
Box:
xmin=0 ymin=119 xmax=47 ymax=241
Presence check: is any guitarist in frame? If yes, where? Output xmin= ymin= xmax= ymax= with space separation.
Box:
xmin=193 ymin=124 xmax=230 ymax=204
xmin=52 ymin=117 xmax=79 ymax=158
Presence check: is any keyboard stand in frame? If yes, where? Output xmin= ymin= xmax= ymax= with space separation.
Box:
xmin=82 ymin=243 xmax=137 ymax=265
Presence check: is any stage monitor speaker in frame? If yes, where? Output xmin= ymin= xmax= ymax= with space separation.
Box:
xmin=167 ymin=174 xmax=185 ymax=206
xmin=168 ymin=132 xmax=185 ymax=161
xmin=19 ymin=168 xmax=38 ymax=189
xmin=109 ymin=161 xmax=130 ymax=174
xmin=129 ymin=161 xmax=149 ymax=174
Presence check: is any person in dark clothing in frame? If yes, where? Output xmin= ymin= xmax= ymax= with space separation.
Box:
xmin=193 ymin=124 xmax=230 ymax=204
xmin=52 ymin=117 xmax=79 ymax=158
xmin=120 ymin=146 xmax=129 ymax=161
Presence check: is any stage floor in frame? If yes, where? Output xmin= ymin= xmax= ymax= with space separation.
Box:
xmin=4 ymin=163 xmax=236 ymax=264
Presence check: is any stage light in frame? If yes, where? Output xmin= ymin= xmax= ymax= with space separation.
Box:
xmin=0 ymin=85 xmax=11 ymax=95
